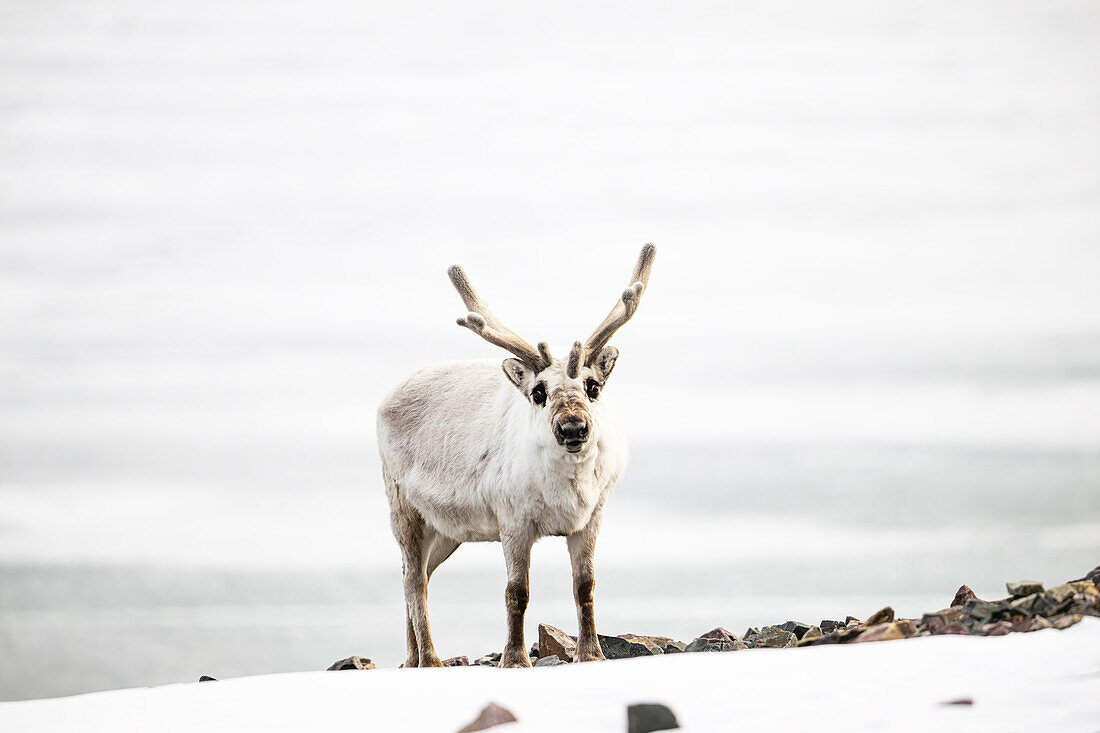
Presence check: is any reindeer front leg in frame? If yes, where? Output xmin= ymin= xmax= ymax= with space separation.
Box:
xmin=500 ymin=531 xmax=535 ymax=668
xmin=567 ymin=508 xmax=606 ymax=662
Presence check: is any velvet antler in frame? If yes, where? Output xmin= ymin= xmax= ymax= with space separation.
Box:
xmin=583 ymin=244 xmax=656 ymax=364
xmin=449 ymin=265 xmax=551 ymax=370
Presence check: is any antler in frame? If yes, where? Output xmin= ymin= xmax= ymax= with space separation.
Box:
xmin=449 ymin=265 xmax=551 ymax=370
xmin=583 ymin=244 xmax=656 ymax=364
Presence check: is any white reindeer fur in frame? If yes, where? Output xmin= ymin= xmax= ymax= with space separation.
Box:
xmin=377 ymin=359 xmax=627 ymax=545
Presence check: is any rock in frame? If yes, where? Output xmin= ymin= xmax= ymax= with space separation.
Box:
xmin=620 ymin=634 xmax=673 ymax=655
xmin=327 ymin=656 xmax=376 ymax=671
xmin=663 ymin=641 xmax=687 ymax=653
xmin=1030 ymin=616 xmax=1053 ymax=631
xmin=598 ymin=634 xmax=656 ymax=659
xmin=939 ymin=698 xmax=973 ymax=706
xmin=529 ymin=642 xmax=539 ymax=660
xmin=799 ymin=623 xmax=868 ymax=646
xmin=775 ymin=621 xmax=813 ymax=640
xmin=844 ymin=616 xmax=862 ymax=627
xmin=819 ymin=620 xmax=844 ymax=634
xmin=684 ymin=637 xmax=747 ymax=653
xmin=534 ymin=655 xmax=566 ymax=667
xmin=443 ymin=656 xmax=470 ymax=667
xmin=1050 ymin=614 xmax=1083 ymax=630
xmin=852 ymin=622 xmax=913 ymax=643
xmin=982 ymin=621 xmax=1012 ymax=636
xmin=457 ymin=702 xmax=518 ymax=732
xmin=800 ymin=625 xmax=823 ymax=642
xmin=951 ymin=585 xmax=982 ymax=607
xmin=627 ymin=703 xmax=680 ymax=733
xmin=865 ymin=607 xmax=894 ymax=626
xmin=920 ymin=611 xmax=970 ymax=635
xmin=749 ymin=626 xmax=797 ymax=648
xmin=1046 ymin=584 xmax=1076 ymax=604
xmin=698 ymin=627 xmax=739 ymax=643
xmin=1008 ymin=619 xmax=1034 ymax=633
xmin=1007 ymin=580 xmax=1043 ymax=597
xmin=1069 ymin=580 xmax=1097 ymax=594
xmin=743 ymin=627 xmax=761 ymax=640
xmin=538 ymin=624 xmax=576 ymax=663
xmin=198 ymin=675 xmax=216 ymax=682
xmin=475 ymin=652 xmax=501 ymax=667
xmin=1008 ymin=593 xmax=1040 ymax=614
xmin=962 ymin=599 xmax=997 ymax=623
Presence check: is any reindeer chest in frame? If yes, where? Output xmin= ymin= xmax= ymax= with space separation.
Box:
xmin=513 ymin=456 xmax=610 ymax=537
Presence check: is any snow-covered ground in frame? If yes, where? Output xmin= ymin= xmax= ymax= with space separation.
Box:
xmin=2 ymin=0 xmax=1099 ymax=703
xmin=1 ymin=619 xmax=1098 ymax=732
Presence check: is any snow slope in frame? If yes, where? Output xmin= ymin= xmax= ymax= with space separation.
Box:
xmin=2 ymin=619 xmax=1097 ymax=733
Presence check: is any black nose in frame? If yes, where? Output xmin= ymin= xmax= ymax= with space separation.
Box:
xmin=554 ymin=418 xmax=589 ymax=444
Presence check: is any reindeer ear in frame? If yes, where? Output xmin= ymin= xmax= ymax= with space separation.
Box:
xmin=591 ymin=346 xmax=619 ymax=382
xmin=501 ymin=358 xmax=531 ymax=390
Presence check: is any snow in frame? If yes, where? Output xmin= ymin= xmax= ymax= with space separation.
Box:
xmin=2 ymin=619 xmax=1097 ymax=733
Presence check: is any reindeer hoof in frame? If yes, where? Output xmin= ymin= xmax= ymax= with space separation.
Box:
xmin=499 ymin=652 xmax=532 ymax=668
xmin=419 ymin=655 xmax=444 ymax=668
xmin=574 ymin=643 xmax=606 ymax=663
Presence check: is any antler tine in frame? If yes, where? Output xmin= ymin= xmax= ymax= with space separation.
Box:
xmin=449 ymin=265 xmax=550 ymax=370
xmin=583 ymin=244 xmax=656 ymax=363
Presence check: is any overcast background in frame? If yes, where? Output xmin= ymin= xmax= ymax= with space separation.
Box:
xmin=2 ymin=0 xmax=1099 ymax=701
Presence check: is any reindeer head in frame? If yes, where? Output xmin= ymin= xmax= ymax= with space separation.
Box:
xmin=449 ymin=244 xmax=655 ymax=455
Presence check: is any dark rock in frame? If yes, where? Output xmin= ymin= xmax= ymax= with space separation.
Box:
xmin=198 ymin=675 xmax=216 ymax=682
xmin=443 ymin=656 xmax=470 ymax=667
xmin=538 ymin=624 xmax=576 ymax=663
xmin=1006 ymin=580 xmax=1043 ymax=597
xmin=941 ymin=622 xmax=969 ymax=635
xmin=951 ymin=585 xmax=982 ymax=607
xmin=475 ymin=652 xmax=501 ymax=667
xmin=529 ymin=642 xmax=539 ymax=660
xmin=534 ymin=654 xmax=566 ymax=667
xmin=775 ymin=621 xmax=813 ymax=640
xmin=457 ymin=702 xmax=518 ymax=732
xmin=327 ymin=656 xmax=376 ymax=671
xmin=598 ymin=634 xmax=656 ymax=659
xmin=749 ymin=627 xmax=797 ymax=648
xmin=799 ymin=623 xmax=867 ymax=646
xmin=743 ymin=627 xmax=761 ymax=640
xmin=663 ymin=641 xmax=687 ymax=654
xmin=1030 ymin=616 xmax=1053 ymax=631
xmin=800 ymin=625 xmax=823 ymax=642
xmin=627 ymin=703 xmax=680 ymax=733
xmin=939 ymin=698 xmax=973 ymax=706
xmin=684 ymin=637 xmax=747 ymax=653
xmin=819 ymin=620 xmax=844 ymax=634
xmin=982 ymin=621 xmax=1012 ymax=636
xmin=844 ymin=616 xmax=862 ymax=626
xmin=865 ymin=607 xmax=894 ymax=626
xmin=962 ymin=599 xmax=998 ymax=623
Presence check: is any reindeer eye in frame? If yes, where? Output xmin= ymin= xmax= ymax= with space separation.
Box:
xmin=531 ymin=383 xmax=546 ymax=406
xmin=585 ymin=378 xmax=600 ymax=400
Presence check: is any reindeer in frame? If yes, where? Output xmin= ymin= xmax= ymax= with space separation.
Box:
xmin=377 ymin=244 xmax=655 ymax=668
